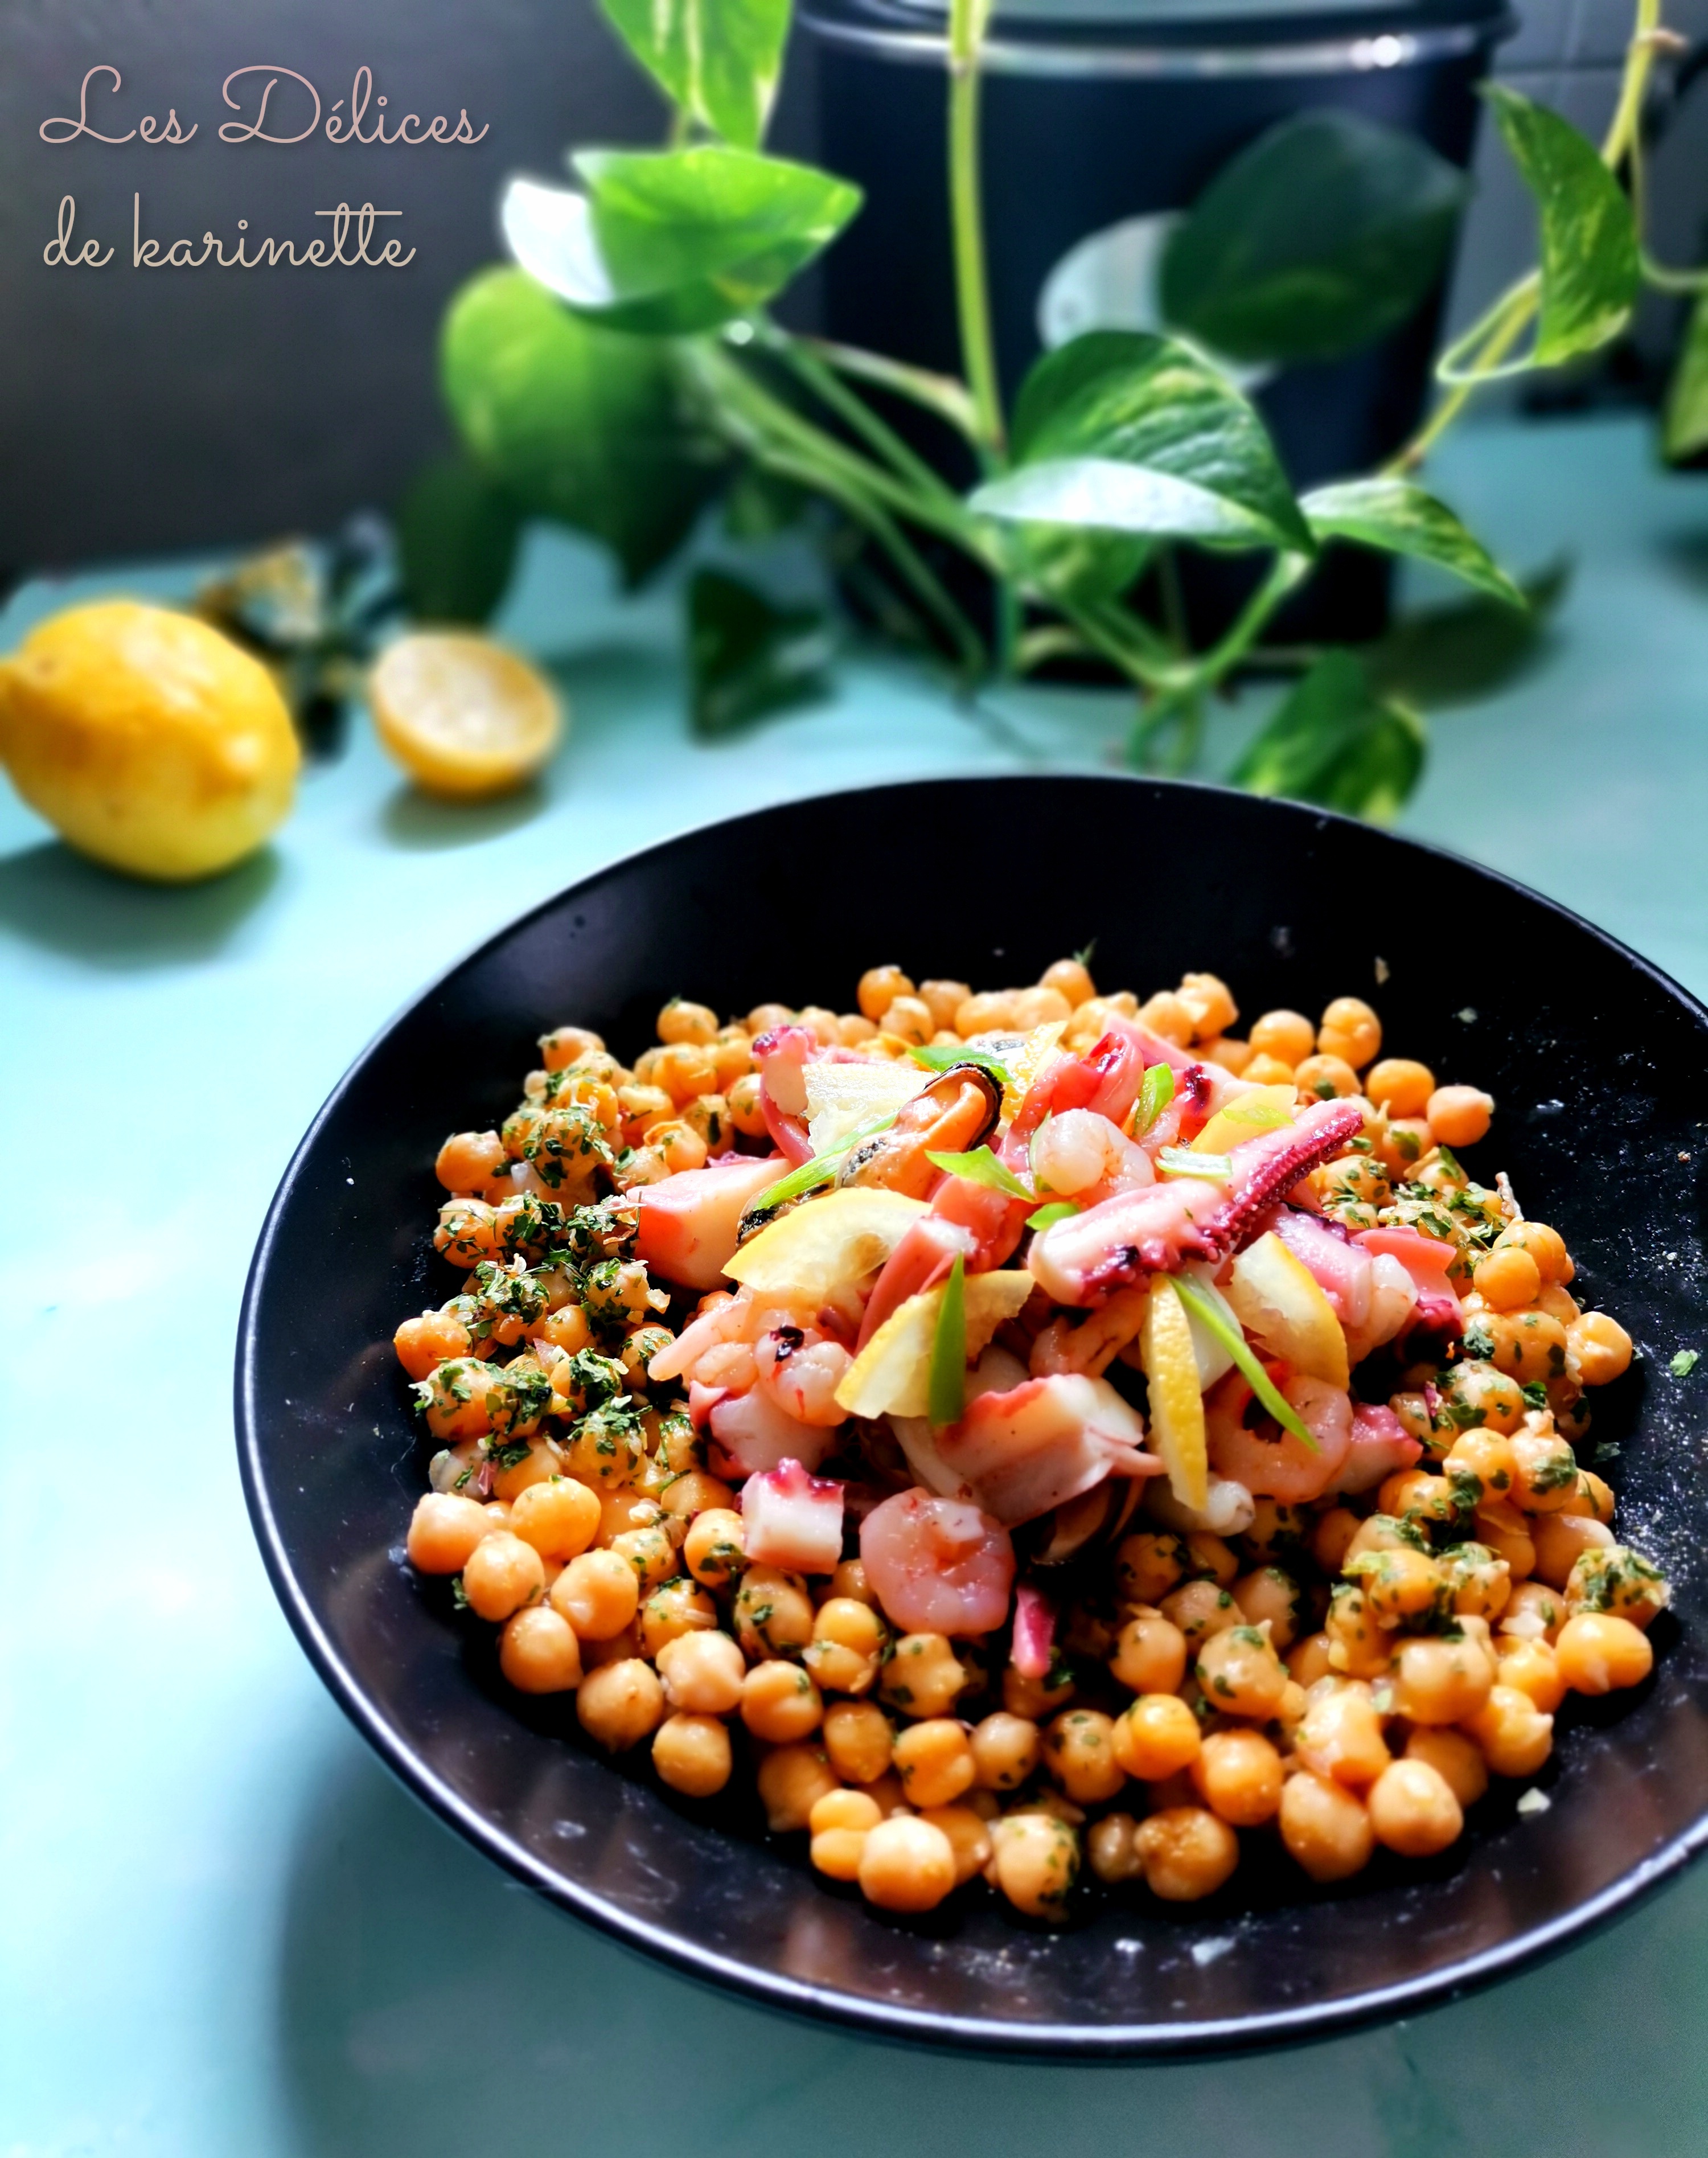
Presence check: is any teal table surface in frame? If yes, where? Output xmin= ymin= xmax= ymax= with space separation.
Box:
xmin=6 ymin=413 xmax=1708 ymax=2157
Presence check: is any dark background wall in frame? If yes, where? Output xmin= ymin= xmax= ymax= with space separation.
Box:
xmin=2 ymin=1 xmax=691 ymax=569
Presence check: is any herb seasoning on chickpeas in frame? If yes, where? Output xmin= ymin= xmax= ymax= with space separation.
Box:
xmin=399 ymin=958 xmax=1661 ymax=1921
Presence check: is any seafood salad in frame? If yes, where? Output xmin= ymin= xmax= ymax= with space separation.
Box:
xmin=397 ymin=959 xmax=1663 ymax=1922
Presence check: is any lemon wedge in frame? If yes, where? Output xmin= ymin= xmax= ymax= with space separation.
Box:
xmin=1191 ymin=1085 xmax=1295 ymax=1158
xmin=370 ymin=632 xmax=561 ymax=798
xmin=725 ymin=1188 xmax=929 ymax=1305
xmin=835 ymin=1270 xmax=1036 ymax=1420
xmin=1140 ymin=1277 xmax=1209 ymax=1511
xmin=1225 ymin=1231 xmax=1350 ymax=1389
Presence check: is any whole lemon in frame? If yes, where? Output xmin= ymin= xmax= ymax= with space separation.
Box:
xmin=0 ymin=599 xmax=300 ymax=881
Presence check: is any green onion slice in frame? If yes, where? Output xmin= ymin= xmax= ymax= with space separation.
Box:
xmin=1170 ymin=1271 xmax=1320 ymax=1454
xmin=1158 ymin=1146 xmax=1231 ymax=1179
xmin=1132 ymin=1060 xmax=1176 ymax=1137
xmin=743 ymin=1111 xmax=898 ymax=1224
xmin=908 ymin=1042 xmax=1014 ymax=1084
xmin=928 ymin=1253 xmax=967 ymax=1431
xmin=926 ymin=1145 xmax=1034 ymax=1201
xmin=1025 ymin=1201 xmax=1081 ymax=1232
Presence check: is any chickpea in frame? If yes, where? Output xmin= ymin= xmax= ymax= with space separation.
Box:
xmin=434 ymin=1197 xmax=499 ymax=1269
xmin=1183 ymin=1531 xmax=1240 ymax=1587
xmin=804 ymin=1596 xmax=889 ymax=1695
xmin=720 ymin=1072 xmax=765 ymax=1141
xmin=652 ymin=997 xmax=715 ymax=1048
xmin=709 ymin=1027 xmax=757 ymax=1088
xmin=1296 ymin=1680 xmax=1391 ymax=1788
xmin=550 ymin=1548 xmax=640 ymax=1639
xmin=1115 ymin=1531 xmax=1187 ymax=1605
xmin=1555 ymin=1612 xmax=1654 ymax=1695
xmin=906 ymin=1805 xmax=987 ymax=1888
xmin=576 ymin=1658 xmax=664 ymax=1751
xmin=610 ymin=1525 xmax=677 ymax=1594
xmin=1377 ymin=1117 xmax=1434 ymax=1179
xmin=1444 ymin=1429 xmax=1518 ymax=1504
xmin=1246 ymin=1009 xmax=1314 ymax=1068
xmin=741 ymin=1658 xmax=824 ymax=1743
xmin=1475 ymin=1499 xmax=1538 ymax=1582
xmin=1279 ymin=1770 xmax=1375 ymax=1883
xmin=679 ymin=1094 xmax=730 ymax=1155
xmin=1366 ymin=1759 xmax=1464 ymax=1858
xmin=1007 ymin=985 xmax=1071 ymax=1031
xmin=909 ymin=979 xmax=966 ymax=1033
xmin=1192 ymin=1730 xmax=1284 ymax=1827
xmin=1003 ymin=1661 xmax=1074 ymax=1719
xmin=682 ymin=1507 xmax=747 ymax=1590
xmin=874 ymin=995 xmax=930 ymax=1048
xmin=881 ymin=1632 xmax=967 ymax=1718
xmin=1404 ymin=1727 xmax=1489 ymax=1810
xmin=1501 ymin=1578 xmax=1566 ymax=1643
xmin=1041 ymin=1710 xmax=1126 ymax=1804
xmin=1437 ymin=1542 xmax=1512 ymax=1623
xmin=1440 ymin=1359 xmax=1527 ymax=1434
xmin=1311 ymin=1508 xmax=1362 ymax=1574
xmin=1392 ymin=1632 xmax=1495 ymax=1725
xmin=1348 ymin=1546 xmax=1446 ymax=1628
xmin=1365 ymin=1059 xmax=1435 ymax=1119
xmin=640 ymin=1578 xmax=718 ymax=1659
xmin=847 ymin=1813 xmax=956 ymax=1911
xmin=461 ymin=1531 xmax=545 ymax=1623
xmin=1071 ymin=1814 xmax=1138 ymax=1888
xmin=648 ymin=1712 xmax=730 ymax=1799
xmin=1241 ymin=1053 xmax=1296 ymax=1087
xmin=1160 ymin=1578 xmax=1240 ymax=1647
xmin=499 ymin=1605 xmax=584 ymax=1694
xmin=1569 ymin=1311 xmax=1634 ymax=1386
xmin=1493 ymin=1636 xmax=1565 ymax=1715
xmin=953 ymin=1712 xmax=1034 ymax=1794
xmin=1321 ymin=1152 xmax=1391 ymax=1211
xmin=954 ymin=990 xmax=1017 ymax=1039
xmin=1427 ymin=1085 xmax=1494 ymax=1149
xmin=649 ymin=1042 xmax=719 ymax=1107
xmin=394 ymin=1309 xmax=474 ymax=1381
xmin=989 ymin=1811 xmax=1079 ymax=1919
xmin=1565 ymin=1544 xmax=1669 ymax=1628
xmin=536 ymin=1024 xmax=605 ymax=1072
xmin=1573 ymin=1471 xmax=1617 ymax=1527
xmin=1492 ymin=1219 xmax=1572 ymax=1285
xmin=1238 ymin=1499 xmax=1310 ymax=1566
xmin=1463 ymin=1685 xmax=1555 ymax=1777
xmin=1128 ymin=990 xmax=1189 ymax=1047
xmin=407 ymin=1492 xmax=492 ymax=1574
xmin=1287 ymin=1631 xmax=1335 ymax=1688
xmin=1325 ymin=1585 xmax=1393 ymax=1680
xmin=808 ymin=1788 xmax=882 ymax=1880
xmin=733 ymin=1565 xmax=816 ymax=1660
xmin=1317 ymin=996 xmax=1381 ymax=1070
xmin=1111 ymin=1694 xmax=1202 ymax=1781
xmin=652 ymin=1629 xmax=741 ymax=1717
xmin=1508 ymin=1428 xmax=1579 ymax=1515
xmin=507 ymin=1475 xmax=600 ymax=1563
xmin=1532 ymin=1512 xmax=1614 ymax=1590
xmin=1196 ymin=1624 xmax=1289 ymax=1717
xmin=1473 ymin=1244 xmax=1542 ymax=1314
xmin=1136 ymin=1806 xmax=1240 ymax=1902
xmin=856 ymin=965 xmax=914 ymax=1022
xmin=888 ymin=1718 xmax=975 ymax=1808
xmin=1175 ymin=971 xmax=1237 ymax=1040
xmin=757 ymin=1742 xmax=839 ymax=1833
xmin=1110 ymin=1612 xmax=1189 ymax=1695
xmin=823 ymin=1700 xmax=895 ymax=1785
xmin=1034 ymin=956 xmax=1094 ymax=1010
xmin=1202 ymin=1037 xmax=1254 ymax=1076
xmin=746 ymin=1001 xmax=794 ymax=1037
xmin=1294 ymin=1053 xmax=1360 ymax=1101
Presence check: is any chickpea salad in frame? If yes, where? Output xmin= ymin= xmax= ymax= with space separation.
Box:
xmin=398 ymin=960 xmax=1663 ymax=1923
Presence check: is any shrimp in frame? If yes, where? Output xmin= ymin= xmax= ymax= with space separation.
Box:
xmin=1205 ymin=1368 xmax=1353 ymax=1502
xmin=709 ymin=1384 xmax=837 ymax=1476
xmin=1341 ymin=1253 xmax=1419 ymax=1366
xmin=859 ymin=1489 xmax=1016 ymax=1635
xmin=754 ymin=1322 xmax=853 ymax=1426
xmin=1029 ymin=1108 xmax=1155 ymax=1203
xmin=1029 ymin=1285 xmax=1150 ymax=1377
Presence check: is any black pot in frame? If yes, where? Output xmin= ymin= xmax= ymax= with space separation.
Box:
xmin=799 ymin=0 xmax=1513 ymax=642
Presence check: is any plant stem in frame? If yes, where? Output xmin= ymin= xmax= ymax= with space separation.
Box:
xmin=1015 ymin=623 xmax=1093 ymax=672
xmin=758 ymin=323 xmax=964 ymax=507
xmin=1187 ymin=553 xmax=1312 ymax=686
xmin=947 ymin=0 xmax=1004 ymax=457
xmin=799 ymin=337 xmax=983 ymax=444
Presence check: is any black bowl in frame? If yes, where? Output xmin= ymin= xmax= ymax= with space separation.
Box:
xmin=236 ymin=774 xmax=1708 ymax=2056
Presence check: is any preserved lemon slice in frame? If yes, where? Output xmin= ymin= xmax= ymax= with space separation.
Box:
xmin=725 ymin=1187 xmax=928 ymax=1304
xmin=836 ymin=1270 xmax=1036 ymax=1421
xmin=1225 ymin=1231 xmax=1350 ymax=1390
xmin=370 ymin=632 xmax=562 ymax=798
xmin=1141 ymin=1277 xmax=1209 ymax=1511
xmin=1191 ymin=1085 xmax=1295 ymax=1158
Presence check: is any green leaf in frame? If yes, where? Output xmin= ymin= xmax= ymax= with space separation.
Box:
xmin=1160 ymin=111 xmax=1471 ymax=365
xmin=1483 ymin=85 xmax=1640 ymax=364
xmin=599 ymin=0 xmax=790 ymax=151
xmin=395 ymin=457 xmax=523 ymax=626
xmin=1663 ymin=293 xmax=1708 ymax=465
xmin=1301 ymin=478 xmax=1525 ymax=607
xmin=722 ymin=463 xmax=810 ymax=539
xmin=972 ymin=332 xmax=1311 ymax=555
xmin=1230 ymin=649 xmax=1426 ymax=822
xmin=926 ymin=1146 xmax=1034 ymax=1200
xmin=928 ymin=1254 xmax=967 ymax=1430
xmin=441 ymin=267 xmax=725 ymax=586
xmin=1671 ymin=1348 xmax=1700 ymax=1378
xmin=1024 ymin=1201 xmax=1081 ymax=1232
xmin=1132 ymin=1059 xmax=1175 ymax=1137
xmin=1171 ymin=1272 xmax=1319 ymax=1453
xmin=909 ymin=1042 xmax=1015 ymax=1083
xmin=502 ymin=152 xmax=860 ymax=335
xmin=1362 ymin=559 xmax=1570 ymax=708
xmin=1159 ymin=1146 xmax=1231 ymax=1179
xmin=688 ymin=568 xmax=834 ymax=737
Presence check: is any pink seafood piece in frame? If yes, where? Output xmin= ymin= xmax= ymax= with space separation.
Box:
xmin=1356 ymin=1224 xmax=1464 ymax=1334
xmin=741 ymin=1458 xmax=845 ymax=1573
xmin=936 ymin=1373 xmax=1163 ymax=1527
xmin=1011 ymin=1028 xmax=1146 ymax=1145
xmin=1268 ymin=1207 xmax=1374 ymax=1327
xmin=637 ymin=1156 xmax=791 ymax=1290
xmin=752 ymin=1024 xmax=816 ymax=1162
xmin=1011 ymin=1581 xmax=1057 ymax=1681
xmin=856 ymin=1172 xmax=1029 ymax=1351
xmin=687 ymin=1380 xmax=727 ymax=1431
xmin=1205 ymin=1369 xmax=1354 ymax=1502
xmin=1030 ymin=1096 xmax=1365 ymax=1306
xmin=859 ymin=1490 xmax=1016 ymax=1636
xmin=1329 ymin=1401 xmax=1423 ymax=1496
xmin=709 ymin=1384 xmax=836 ymax=1476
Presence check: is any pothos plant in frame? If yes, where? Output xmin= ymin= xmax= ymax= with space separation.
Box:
xmin=408 ymin=0 xmax=1706 ymax=816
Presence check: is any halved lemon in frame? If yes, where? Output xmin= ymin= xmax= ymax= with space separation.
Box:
xmin=369 ymin=632 xmax=562 ymax=798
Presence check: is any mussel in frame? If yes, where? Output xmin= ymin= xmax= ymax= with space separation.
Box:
xmin=836 ymin=1064 xmax=1002 ymax=1200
